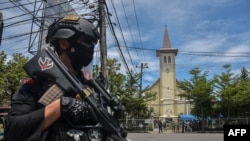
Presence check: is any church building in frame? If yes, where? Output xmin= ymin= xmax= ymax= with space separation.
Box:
xmin=147 ymin=26 xmax=191 ymax=121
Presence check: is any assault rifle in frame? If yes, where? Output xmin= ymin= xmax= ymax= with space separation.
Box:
xmin=23 ymin=47 xmax=126 ymax=140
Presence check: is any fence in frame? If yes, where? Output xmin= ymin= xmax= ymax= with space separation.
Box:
xmin=120 ymin=117 xmax=250 ymax=133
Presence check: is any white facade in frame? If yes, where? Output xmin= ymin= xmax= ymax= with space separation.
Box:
xmin=148 ymin=27 xmax=190 ymax=120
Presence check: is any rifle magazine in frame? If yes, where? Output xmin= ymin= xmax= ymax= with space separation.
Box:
xmin=39 ymin=84 xmax=64 ymax=105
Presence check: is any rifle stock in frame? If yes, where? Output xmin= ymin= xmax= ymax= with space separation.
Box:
xmin=23 ymin=47 xmax=126 ymax=140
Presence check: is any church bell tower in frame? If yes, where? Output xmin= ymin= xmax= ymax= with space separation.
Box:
xmin=156 ymin=26 xmax=178 ymax=117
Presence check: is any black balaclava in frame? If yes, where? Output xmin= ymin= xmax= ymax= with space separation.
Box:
xmin=66 ymin=40 xmax=95 ymax=73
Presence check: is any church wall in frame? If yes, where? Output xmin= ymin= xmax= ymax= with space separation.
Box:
xmin=147 ymin=27 xmax=192 ymax=119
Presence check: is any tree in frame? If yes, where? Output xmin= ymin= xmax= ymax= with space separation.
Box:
xmin=106 ymin=59 xmax=125 ymax=97
xmin=92 ymin=58 xmax=156 ymax=119
xmin=233 ymin=67 xmax=250 ymax=118
xmin=121 ymin=70 xmax=156 ymax=119
xmin=0 ymin=51 xmax=8 ymax=104
xmin=213 ymin=64 xmax=238 ymax=118
xmin=178 ymin=67 xmax=214 ymax=132
xmin=0 ymin=51 xmax=28 ymax=105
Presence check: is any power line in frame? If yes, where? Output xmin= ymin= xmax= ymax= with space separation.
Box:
xmin=0 ymin=0 xmax=40 ymax=11
xmin=107 ymin=0 xmax=136 ymax=73
xmin=179 ymin=51 xmax=250 ymax=57
xmin=131 ymin=0 xmax=146 ymax=61
xmin=105 ymin=2 xmax=134 ymax=80
xmin=105 ymin=45 xmax=250 ymax=57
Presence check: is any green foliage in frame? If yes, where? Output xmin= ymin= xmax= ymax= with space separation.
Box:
xmin=0 ymin=53 xmax=156 ymax=118
xmin=121 ymin=69 xmax=156 ymax=118
xmin=213 ymin=64 xmax=239 ymax=117
xmin=178 ymin=67 xmax=214 ymax=117
xmin=232 ymin=67 xmax=250 ymax=116
xmin=0 ymin=51 xmax=28 ymax=105
xmin=179 ymin=64 xmax=250 ymax=120
xmin=92 ymin=58 xmax=156 ymax=119
xmin=178 ymin=67 xmax=215 ymax=132
xmin=2 ymin=51 xmax=250 ymax=121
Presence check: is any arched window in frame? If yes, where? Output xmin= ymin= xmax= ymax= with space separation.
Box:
xmin=168 ymin=56 xmax=171 ymax=64
xmin=164 ymin=56 xmax=167 ymax=63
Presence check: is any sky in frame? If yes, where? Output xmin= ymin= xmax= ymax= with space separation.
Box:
xmin=108 ymin=0 xmax=250 ymax=88
xmin=1 ymin=0 xmax=250 ymax=89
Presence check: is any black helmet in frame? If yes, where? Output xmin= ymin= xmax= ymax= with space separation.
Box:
xmin=46 ymin=15 xmax=99 ymax=46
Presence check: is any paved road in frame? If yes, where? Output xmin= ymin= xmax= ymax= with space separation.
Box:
xmin=127 ymin=132 xmax=224 ymax=141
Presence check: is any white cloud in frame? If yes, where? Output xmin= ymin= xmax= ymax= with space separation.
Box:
xmin=1 ymin=0 xmax=249 ymax=85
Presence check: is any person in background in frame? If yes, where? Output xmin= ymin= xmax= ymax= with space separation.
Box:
xmin=158 ymin=120 xmax=163 ymax=133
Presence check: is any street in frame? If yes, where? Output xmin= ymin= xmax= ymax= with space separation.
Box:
xmin=127 ymin=132 xmax=223 ymax=141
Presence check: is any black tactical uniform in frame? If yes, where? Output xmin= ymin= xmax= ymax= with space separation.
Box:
xmin=4 ymin=15 xmax=99 ymax=141
xmin=4 ymin=72 xmax=96 ymax=141
xmin=4 ymin=14 xmax=127 ymax=141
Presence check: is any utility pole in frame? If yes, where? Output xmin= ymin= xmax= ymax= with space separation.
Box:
xmin=98 ymin=0 xmax=108 ymax=87
xmin=136 ymin=63 xmax=148 ymax=97
xmin=0 ymin=12 xmax=3 ymax=46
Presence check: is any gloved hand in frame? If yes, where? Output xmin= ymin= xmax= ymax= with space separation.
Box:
xmin=60 ymin=96 xmax=98 ymax=125
xmin=105 ymin=134 xmax=123 ymax=141
xmin=121 ymin=128 xmax=128 ymax=138
xmin=105 ymin=129 xmax=128 ymax=141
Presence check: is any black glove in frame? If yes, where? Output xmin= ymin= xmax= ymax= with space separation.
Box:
xmin=105 ymin=129 xmax=128 ymax=141
xmin=60 ymin=96 xmax=98 ymax=125
xmin=121 ymin=129 xmax=128 ymax=138
xmin=105 ymin=134 xmax=123 ymax=141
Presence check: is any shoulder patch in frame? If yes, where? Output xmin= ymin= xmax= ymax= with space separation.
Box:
xmin=23 ymin=78 xmax=37 ymax=87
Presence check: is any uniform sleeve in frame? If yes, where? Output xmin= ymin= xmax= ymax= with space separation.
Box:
xmin=4 ymin=81 xmax=45 ymax=141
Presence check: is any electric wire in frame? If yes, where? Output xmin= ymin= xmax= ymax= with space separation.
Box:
xmin=0 ymin=1 xmax=12 ymax=5
xmin=2 ymin=1 xmax=88 ymax=48
xmin=106 ymin=0 xmax=137 ymax=73
xmin=104 ymin=3 xmax=134 ymax=79
xmin=2 ymin=0 xmax=249 ymax=87
xmin=131 ymin=0 xmax=146 ymax=62
xmin=0 ymin=0 xmax=41 ymax=10
xmin=119 ymin=0 xmax=138 ymax=56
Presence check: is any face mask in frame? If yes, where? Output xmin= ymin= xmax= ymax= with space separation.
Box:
xmin=66 ymin=42 xmax=95 ymax=72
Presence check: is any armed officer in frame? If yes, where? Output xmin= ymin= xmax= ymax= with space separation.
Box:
xmin=4 ymin=15 xmax=121 ymax=141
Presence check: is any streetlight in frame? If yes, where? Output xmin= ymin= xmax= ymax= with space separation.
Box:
xmin=136 ymin=63 xmax=148 ymax=97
